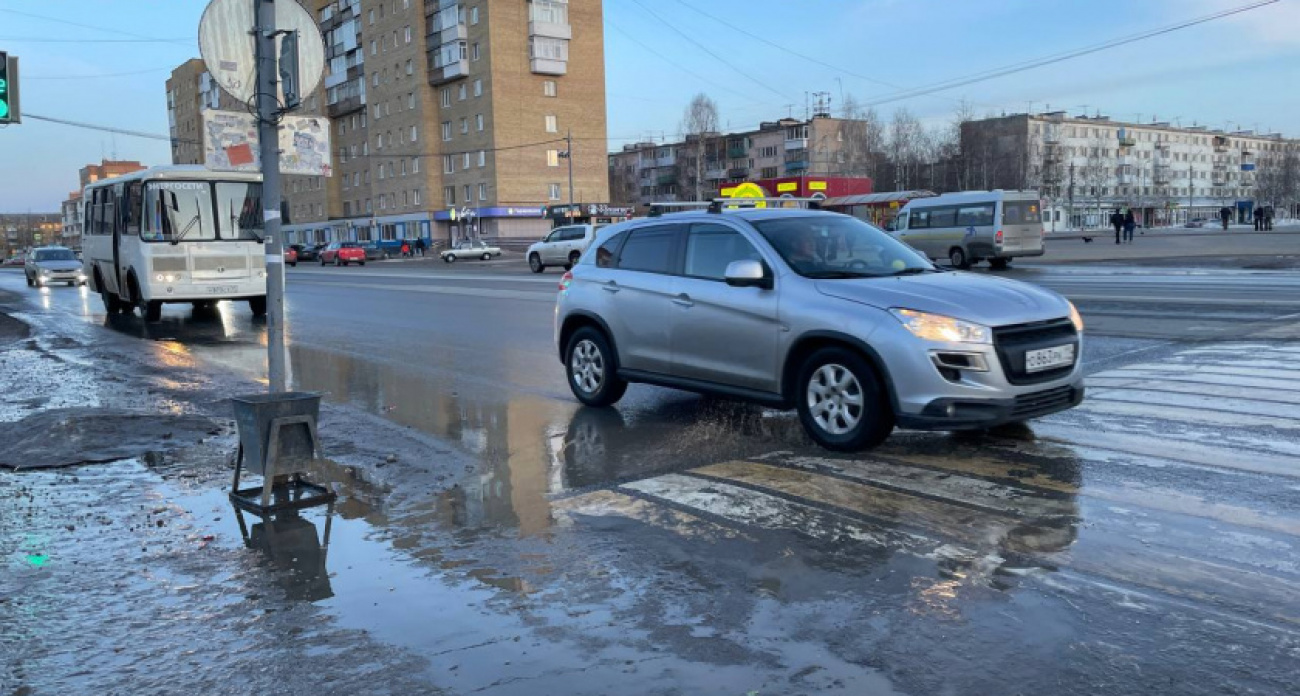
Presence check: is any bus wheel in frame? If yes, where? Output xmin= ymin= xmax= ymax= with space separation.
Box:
xmin=144 ymin=301 xmax=163 ymax=323
xmin=248 ymin=296 xmax=267 ymax=317
xmin=101 ymin=290 xmax=124 ymax=314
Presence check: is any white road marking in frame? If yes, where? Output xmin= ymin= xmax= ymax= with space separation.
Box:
xmin=289 ymin=280 xmax=554 ymax=302
xmin=1076 ymin=400 xmax=1299 ymax=430
xmin=1086 ymin=389 xmax=1300 ymax=420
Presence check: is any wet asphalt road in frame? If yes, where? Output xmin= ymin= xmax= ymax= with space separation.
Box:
xmin=2 ymin=262 xmax=1299 ymax=695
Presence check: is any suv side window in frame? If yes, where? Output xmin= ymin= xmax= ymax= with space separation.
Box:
xmin=615 ymin=225 xmax=679 ymax=274
xmin=595 ymin=230 xmax=628 ymax=268
xmin=562 ymin=226 xmax=585 ymax=241
xmin=684 ymin=223 xmax=762 ymax=280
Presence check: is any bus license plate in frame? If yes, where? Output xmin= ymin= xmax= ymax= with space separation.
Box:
xmin=206 ymin=285 xmax=238 ymax=294
xmin=1025 ymin=344 xmax=1075 ymax=373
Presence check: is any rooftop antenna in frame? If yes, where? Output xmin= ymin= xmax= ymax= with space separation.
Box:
xmin=783 ymin=103 xmax=796 ymax=118
xmin=1027 ymin=100 xmax=1035 ymax=115
xmin=1076 ymin=104 xmax=1090 ymax=118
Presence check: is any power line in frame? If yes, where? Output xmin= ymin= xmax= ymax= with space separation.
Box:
xmin=623 ymin=0 xmax=796 ymax=104
xmin=860 ymin=0 xmax=1279 ymax=108
xmin=0 ymin=8 xmax=195 ymax=46
xmin=604 ymin=19 xmax=766 ymax=106
xmin=0 ymin=37 xmax=192 ymax=44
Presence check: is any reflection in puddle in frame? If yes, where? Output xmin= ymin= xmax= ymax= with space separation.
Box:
xmin=235 ymin=504 xmax=335 ymax=602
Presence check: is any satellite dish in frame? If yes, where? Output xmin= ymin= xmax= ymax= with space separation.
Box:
xmin=199 ymin=0 xmax=325 ymax=107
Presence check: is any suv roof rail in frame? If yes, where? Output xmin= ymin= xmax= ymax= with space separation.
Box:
xmin=645 ymin=201 xmax=712 ymax=217
xmin=706 ymin=197 xmax=823 ymax=213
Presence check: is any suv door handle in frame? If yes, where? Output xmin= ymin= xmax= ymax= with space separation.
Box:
xmin=602 ymin=281 xmax=620 ymax=293
xmin=672 ymin=294 xmax=694 ymax=308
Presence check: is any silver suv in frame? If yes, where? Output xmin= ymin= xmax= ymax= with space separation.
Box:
xmin=554 ymin=208 xmax=1085 ymax=451
xmin=528 ymin=224 xmax=605 ymax=273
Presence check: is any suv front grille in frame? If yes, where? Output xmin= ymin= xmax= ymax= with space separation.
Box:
xmin=992 ymin=317 xmax=1077 ymax=385
xmin=1011 ymin=385 xmax=1077 ymax=419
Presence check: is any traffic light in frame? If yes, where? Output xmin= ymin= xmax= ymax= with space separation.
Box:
xmin=0 ymin=51 xmax=19 ymax=124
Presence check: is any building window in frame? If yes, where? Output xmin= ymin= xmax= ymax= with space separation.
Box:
xmin=547 ymin=150 xmax=560 ymax=167
xmin=471 ymin=43 xmax=481 ymax=61
xmin=412 ymin=157 xmax=420 ymax=173
xmin=462 ymin=184 xmax=470 ymax=202
xmin=441 ymin=121 xmax=452 ymax=140
xmin=404 ymin=26 xmax=412 ymax=44
xmin=478 ymin=183 xmax=487 ymax=201
xmin=369 ymin=9 xmax=375 ymax=24
xmin=548 ymin=183 xmax=562 ymax=200
xmin=370 ymin=40 xmax=377 ymax=56
xmin=411 ymin=125 xmax=418 ymax=141
xmin=475 ymin=114 xmax=484 ymax=131
xmin=543 ymin=80 xmax=557 ymax=97
xmin=372 ymin=72 xmax=380 ymax=87
xmin=478 ymin=150 xmax=486 ymax=167
xmin=463 ymin=152 xmax=471 ymax=169
xmin=403 ymin=191 xmax=409 ymax=207
xmin=401 ymin=159 xmax=407 ymax=176
xmin=413 ymin=189 xmax=421 ymax=205
xmin=444 ymin=186 xmax=455 ymax=205
xmin=441 ymin=88 xmax=451 ymax=108
xmin=545 ymin=114 xmax=558 ymax=133
xmin=460 ymin=118 xmax=469 ymax=134
xmin=474 ymin=79 xmax=482 ymax=97
xmin=406 ymin=59 xmax=413 ymax=76
xmin=444 ymin=155 xmax=455 ymax=174
xmin=409 ymin=92 xmax=416 ymax=109
xmin=470 ymin=5 xmax=479 ymax=24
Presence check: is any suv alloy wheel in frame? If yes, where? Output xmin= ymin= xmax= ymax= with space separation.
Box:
xmin=795 ymin=347 xmax=894 ymax=451
xmin=565 ymin=327 xmax=628 ymax=407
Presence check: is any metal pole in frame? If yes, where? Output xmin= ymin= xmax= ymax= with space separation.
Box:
xmin=566 ymin=128 xmax=575 ymax=210
xmin=256 ymin=0 xmax=288 ymax=393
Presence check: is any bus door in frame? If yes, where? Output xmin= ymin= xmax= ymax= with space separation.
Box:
xmin=107 ymin=184 xmax=123 ymax=295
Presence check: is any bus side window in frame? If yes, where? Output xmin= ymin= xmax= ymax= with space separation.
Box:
xmin=894 ymin=213 xmax=908 ymax=231
xmin=125 ymin=182 xmax=143 ymax=235
xmin=92 ymin=189 xmax=105 ymax=236
xmin=105 ymin=185 xmax=119 ymax=238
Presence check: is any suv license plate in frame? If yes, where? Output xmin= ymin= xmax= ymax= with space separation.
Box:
xmin=1025 ymin=344 xmax=1075 ymax=373
xmin=206 ymin=285 xmax=238 ymax=294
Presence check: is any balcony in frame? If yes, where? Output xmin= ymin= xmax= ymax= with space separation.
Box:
xmin=1213 ymin=135 xmax=1230 ymax=152
xmin=655 ymin=172 xmax=677 ymax=186
xmin=327 ymin=94 xmax=364 ymax=118
xmin=429 ymin=59 xmax=467 ymax=85
xmin=1154 ymin=167 xmax=1172 ymax=184
xmin=785 ymin=160 xmax=808 ymax=173
xmin=529 ymin=20 xmax=571 ymax=40
xmin=728 ymin=167 xmax=749 ymax=179
xmin=1042 ymin=125 xmax=1061 ymax=144
xmin=785 ymin=137 xmax=808 ymax=151
xmin=1241 ymin=174 xmax=1255 ymax=187
xmin=1117 ymin=128 xmax=1136 ymax=148
xmin=530 ymin=57 xmax=567 ymax=76
xmin=655 ymin=154 xmax=676 ymax=167
xmin=727 ymin=144 xmax=747 ymax=159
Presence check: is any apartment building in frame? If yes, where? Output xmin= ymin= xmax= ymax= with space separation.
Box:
xmin=2 ymin=213 xmax=61 ymax=257
xmin=609 ymin=114 xmax=877 ymax=209
xmin=962 ymin=112 xmax=1299 ymax=227
xmin=59 ymin=159 xmax=147 ymax=247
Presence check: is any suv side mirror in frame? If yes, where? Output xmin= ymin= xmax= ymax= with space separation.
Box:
xmin=724 ymin=259 xmax=772 ymax=289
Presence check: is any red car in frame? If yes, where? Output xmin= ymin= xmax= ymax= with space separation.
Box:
xmin=283 ymin=246 xmax=298 ymax=267
xmin=319 ymin=241 xmax=366 ymax=266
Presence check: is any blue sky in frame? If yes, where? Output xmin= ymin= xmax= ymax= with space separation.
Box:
xmin=2 ymin=0 xmax=1298 ymax=212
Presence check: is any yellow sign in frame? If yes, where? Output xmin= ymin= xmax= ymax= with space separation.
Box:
xmin=808 ymin=181 xmax=827 ymax=191
xmin=776 ymin=182 xmax=798 ymax=193
xmin=889 ymin=201 xmax=899 ymax=209
xmin=726 ymin=182 xmax=768 ymax=208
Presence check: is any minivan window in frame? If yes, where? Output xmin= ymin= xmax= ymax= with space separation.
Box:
xmin=595 ymin=230 xmax=628 ymax=268
xmin=684 ymin=224 xmax=761 ymax=280
xmin=957 ymin=204 xmax=995 ymax=226
xmin=928 ymin=206 xmax=957 ymax=228
xmin=616 ymin=226 xmax=677 ymax=274
xmin=1003 ymin=200 xmax=1042 ymax=224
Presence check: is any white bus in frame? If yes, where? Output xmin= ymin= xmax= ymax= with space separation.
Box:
xmin=82 ymin=166 xmax=269 ymax=322
xmin=893 ymin=190 xmax=1045 ymax=270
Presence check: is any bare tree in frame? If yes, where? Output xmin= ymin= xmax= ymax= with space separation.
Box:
xmin=839 ymin=95 xmax=884 ymax=180
xmin=680 ymin=93 xmax=720 ymax=201
xmin=887 ymin=108 xmax=924 ymax=190
xmin=1079 ymin=133 xmax=1112 ymax=228
xmin=950 ymin=99 xmax=978 ymax=191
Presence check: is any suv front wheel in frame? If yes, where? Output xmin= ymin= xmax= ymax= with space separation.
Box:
xmin=796 ymin=347 xmax=894 ymax=451
xmin=565 ymin=327 xmax=627 ymax=407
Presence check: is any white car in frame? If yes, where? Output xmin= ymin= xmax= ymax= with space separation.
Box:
xmin=440 ymin=239 xmax=503 ymax=263
xmin=527 ymin=224 xmax=606 ymax=273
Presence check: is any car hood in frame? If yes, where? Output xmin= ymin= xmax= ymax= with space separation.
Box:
xmin=814 ymin=271 xmax=1070 ymax=326
xmin=34 ymin=260 xmax=83 ymax=272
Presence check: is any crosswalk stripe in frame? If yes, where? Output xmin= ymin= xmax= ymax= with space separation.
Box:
xmin=687 ymin=461 xmax=1019 ymax=548
xmin=551 ymin=489 xmax=753 ymax=540
xmin=620 ymin=473 xmax=975 ymax=561
xmin=1086 ymin=389 xmax=1300 ymax=420
xmin=1075 ymin=400 xmax=1300 ymax=430
xmin=1080 ymin=484 xmax=1300 ymax=538
xmin=859 ymin=447 xmax=1081 ymax=495
xmin=1086 ymin=374 xmax=1300 ymax=396
xmin=1109 ymin=364 xmax=1300 ymax=384
xmin=1142 ymin=358 xmax=1300 ymax=373
xmin=1030 ymin=424 xmax=1300 ymax=479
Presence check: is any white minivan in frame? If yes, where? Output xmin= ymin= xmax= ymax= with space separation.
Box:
xmin=893 ymin=191 xmax=1045 ymax=269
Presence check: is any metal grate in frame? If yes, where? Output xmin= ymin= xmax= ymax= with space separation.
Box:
xmin=992 ymin=318 xmax=1077 ymax=385
xmin=151 ymin=256 xmax=188 ymax=272
xmin=192 ymin=256 xmax=249 ymax=271
xmin=1011 ymin=385 xmax=1076 ymax=419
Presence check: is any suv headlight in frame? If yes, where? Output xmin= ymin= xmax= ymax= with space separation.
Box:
xmin=1067 ymin=301 xmax=1084 ymax=331
xmin=890 ymin=309 xmax=992 ymax=344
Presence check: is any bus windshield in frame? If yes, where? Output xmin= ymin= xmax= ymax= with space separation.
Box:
xmin=144 ymin=182 xmax=216 ymax=243
xmin=217 ymin=182 xmax=265 ymax=241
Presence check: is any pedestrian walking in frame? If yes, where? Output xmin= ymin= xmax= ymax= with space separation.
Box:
xmin=400 ymin=240 xmax=411 ymax=258
xmin=1123 ymin=209 xmax=1136 ymax=243
xmin=1110 ymin=209 xmax=1124 ymax=245
xmin=1219 ymin=206 xmax=1232 ymax=231
xmin=415 ymin=237 xmax=426 ymax=257
xmin=1253 ymin=206 xmax=1264 ymax=231
xmin=1264 ymin=206 xmax=1274 ymax=231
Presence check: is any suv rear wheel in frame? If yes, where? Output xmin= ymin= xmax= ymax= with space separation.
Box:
xmin=529 ymin=253 xmax=545 ymax=273
xmin=566 ymin=250 xmax=581 ymax=270
xmin=796 ymin=347 xmax=894 ymax=451
xmin=565 ymin=327 xmax=627 ymax=407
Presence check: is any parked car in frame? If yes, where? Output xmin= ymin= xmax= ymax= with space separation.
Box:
xmin=1184 ymin=218 xmax=1208 ymax=228
xmin=283 ymin=246 xmax=298 ymax=267
xmin=319 ymin=241 xmax=367 ymax=266
xmin=894 ymin=190 xmax=1045 ymax=270
xmin=528 ymin=224 xmax=606 ymax=273
xmin=555 ymin=208 xmax=1084 ymax=451
xmin=295 ymin=244 xmax=323 ymax=262
xmin=362 ymin=241 xmax=390 ymax=261
xmin=4 ymin=254 xmax=25 ymax=266
xmin=440 ymin=239 xmax=503 ymax=263
xmin=25 ymin=246 xmax=86 ymax=287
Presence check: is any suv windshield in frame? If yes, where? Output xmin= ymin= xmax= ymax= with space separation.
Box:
xmin=752 ymin=215 xmax=935 ymax=278
xmin=34 ymin=249 xmax=76 ymax=262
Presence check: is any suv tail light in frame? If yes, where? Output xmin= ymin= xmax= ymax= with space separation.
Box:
xmin=995 ymin=229 xmax=1004 ymax=244
xmin=559 ymin=271 xmax=573 ymax=292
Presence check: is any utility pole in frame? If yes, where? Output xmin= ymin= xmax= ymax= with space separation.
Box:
xmin=1068 ymin=162 xmax=1075 ymax=230
xmin=256 ymin=0 xmax=287 ymax=393
xmin=563 ymin=129 xmax=575 ymax=212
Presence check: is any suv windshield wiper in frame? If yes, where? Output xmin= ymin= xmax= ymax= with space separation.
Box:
xmin=803 ymin=270 xmax=888 ymax=279
xmin=889 ymin=267 xmax=942 ymax=276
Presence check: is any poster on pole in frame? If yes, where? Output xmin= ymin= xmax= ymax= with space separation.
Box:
xmin=202 ymin=110 xmax=332 ymax=176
